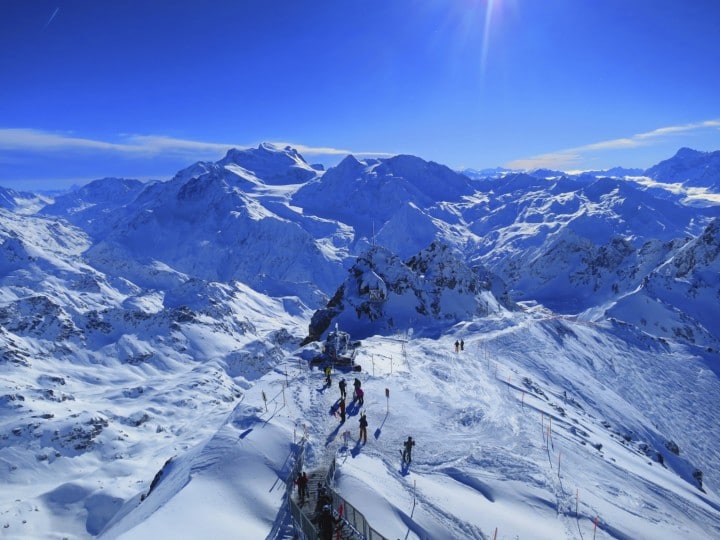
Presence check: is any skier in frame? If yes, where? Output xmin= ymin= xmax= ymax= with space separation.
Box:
xmin=359 ymin=412 xmax=368 ymax=443
xmin=356 ymin=387 xmax=364 ymax=406
xmin=339 ymin=378 xmax=347 ymax=399
xmin=454 ymin=340 xmax=459 ymax=353
xmin=339 ymin=397 xmax=346 ymax=423
xmin=324 ymin=366 xmax=332 ymax=387
xmin=353 ymin=377 xmax=361 ymax=400
xmin=460 ymin=339 xmax=464 ymax=351
xmin=402 ymin=436 xmax=415 ymax=464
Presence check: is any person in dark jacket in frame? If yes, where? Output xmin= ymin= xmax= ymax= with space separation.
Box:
xmin=356 ymin=387 xmax=364 ymax=406
xmin=295 ymin=471 xmax=308 ymax=501
xmin=318 ymin=504 xmax=337 ymax=540
xmin=402 ymin=436 xmax=415 ymax=463
xmin=359 ymin=412 xmax=368 ymax=443
xmin=339 ymin=378 xmax=347 ymax=399
xmin=315 ymin=483 xmax=330 ymax=513
xmin=339 ymin=397 xmax=346 ymax=423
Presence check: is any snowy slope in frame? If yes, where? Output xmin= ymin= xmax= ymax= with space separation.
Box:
xmin=95 ymin=311 xmax=720 ymax=540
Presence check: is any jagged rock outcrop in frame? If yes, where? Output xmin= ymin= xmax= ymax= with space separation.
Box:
xmin=306 ymin=242 xmax=513 ymax=341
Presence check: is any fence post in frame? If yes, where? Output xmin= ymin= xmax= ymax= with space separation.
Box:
xmin=576 ymin=488 xmax=579 ymax=517
xmin=558 ymin=451 xmax=561 ymax=478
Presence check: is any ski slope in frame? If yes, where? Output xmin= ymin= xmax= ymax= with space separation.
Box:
xmin=97 ymin=309 xmax=720 ymax=539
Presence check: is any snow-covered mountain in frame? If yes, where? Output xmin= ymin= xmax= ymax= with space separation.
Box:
xmin=39 ymin=177 xmax=147 ymax=238
xmin=645 ymin=147 xmax=720 ymax=189
xmin=1 ymin=144 xmax=719 ymax=539
xmin=607 ymin=217 xmax=720 ymax=347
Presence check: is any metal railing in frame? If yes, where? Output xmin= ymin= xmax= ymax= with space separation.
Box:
xmin=287 ymin=439 xmax=317 ymax=540
xmin=325 ymin=457 xmax=389 ymax=540
xmin=287 ymin=443 xmax=389 ymax=540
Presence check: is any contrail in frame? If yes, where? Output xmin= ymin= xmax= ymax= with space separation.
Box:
xmin=44 ymin=7 xmax=60 ymax=28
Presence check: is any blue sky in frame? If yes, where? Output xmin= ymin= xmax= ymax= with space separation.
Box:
xmin=1 ymin=0 xmax=719 ymax=190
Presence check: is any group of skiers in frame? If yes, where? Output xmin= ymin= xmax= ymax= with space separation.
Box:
xmin=301 ymin=366 xmax=417 ymax=536
xmin=328 ymin=375 xmax=393 ymax=446
xmin=454 ymin=339 xmax=465 ymax=352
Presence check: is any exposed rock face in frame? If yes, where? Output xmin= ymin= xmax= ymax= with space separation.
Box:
xmin=306 ymin=242 xmax=514 ymax=341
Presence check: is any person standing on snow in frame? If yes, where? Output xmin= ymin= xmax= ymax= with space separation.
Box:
xmin=339 ymin=397 xmax=346 ymax=423
xmin=402 ymin=436 xmax=415 ymax=463
xmin=454 ymin=340 xmax=460 ymax=353
xmin=356 ymin=387 xmax=364 ymax=406
xmin=353 ymin=377 xmax=361 ymax=400
xmin=339 ymin=378 xmax=347 ymax=399
xmin=460 ymin=339 xmax=464 ymax=351
xmin=359 ymin=412 xmax=368 ymax=443
xmin=324 ymin=366 xmax=332 ymax=387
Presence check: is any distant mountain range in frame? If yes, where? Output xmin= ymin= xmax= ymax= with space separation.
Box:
xmin=1 ymin=144 xmax=718 ymax=350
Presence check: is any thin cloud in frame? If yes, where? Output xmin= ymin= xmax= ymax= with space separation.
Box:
xmin=507 ymin=152 xmax=583 ymax=171
xmin=634 ymin=119 xmax=720 ymax=140
xmin=271 ymin=141 xmax=394 ymax=159
xmin=0 ymin=129 xmax=393 ymax=161
xmin=123 ymin=134 xmax=240 ymax=155
xmin=0 ymin=129 xmax=129 ymax=152
xmin=0 ymin=129 xmax=238 ymax=156
xmin=506 ymin=118 xmax=720 ymax=170
xmin=44 ymin=7 xmax=60 ymax=29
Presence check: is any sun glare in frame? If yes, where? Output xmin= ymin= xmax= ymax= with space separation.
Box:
xmin=480 ymin=0 xmax=497 ymax=79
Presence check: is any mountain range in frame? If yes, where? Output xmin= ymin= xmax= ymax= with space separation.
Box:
xmin=0 ymin=144 xmax=719 ymax=539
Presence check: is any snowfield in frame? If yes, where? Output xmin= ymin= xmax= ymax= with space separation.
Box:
xmin=40 ymin=311 xmax=716 ymax=540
